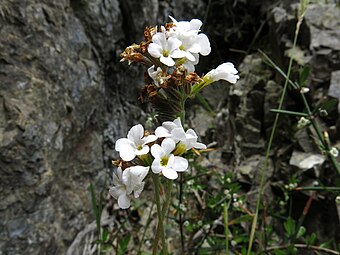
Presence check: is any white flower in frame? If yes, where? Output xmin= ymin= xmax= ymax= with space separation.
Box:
xmin=204 ymin=62 xmax=239 ymax=84
xmin=155 ymin=117 xmax=186 ymax=142
xmin=169 ymin=16 xmax=203 ymax=32
xmin=109 ymin=166 xmax=149 ymax=209
xmin=336 ymin=196 xmax=340 ymax=205
xmin=147 ymin=65 xmax=171 ymax=86
xmin=155 ymin=118 xmax=206 ymax=154
xmin=148 ymin=27 xmax=186 ymax=66
xmin=151 ymin=138 xmax=188 ymax=180
xmin=182 ymin=53 xmax=199 ymax=73
xmin=180 ymin=128 xmax=206 ymax=150
xmin=115 ymin=124 xmax=157 ymax=161
xmin=147 ymin=65 xmax=163 ymax=86
xmin=297 ymin=117 xmax=310 ymax=129
xmin=330 ymin=147 xmax=339 ymax=157
xmin=169 ymin=16 xmax=211 ymax=63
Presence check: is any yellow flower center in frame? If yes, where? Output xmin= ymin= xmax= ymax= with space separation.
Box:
xmin=160 ymin=156 xmax=169 ymax=166
xmin=162 ymin=50 xmax=170 ymax=57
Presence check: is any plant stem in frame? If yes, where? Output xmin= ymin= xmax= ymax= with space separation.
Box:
xmin=300 ymin=93 xmax=340 ymax=175
xmin=137 ymin=202 xmax=155 ymax=255
xmin=179 ymin=174 xmax=185 ymax=254
xmin=262 ymin=244 xmax=340 ymax=255
xmin=270 ymin=109 xmax=309 ymax=117
xmin=152 ymin=174 xmax=166 ymax=255
xmin=295 ymin=186 xmax=340 ymax=191
xmin=247 ymin=2 xmax=307 ymax=254
xmin=223 ymin=201 xmax=231 ymax=255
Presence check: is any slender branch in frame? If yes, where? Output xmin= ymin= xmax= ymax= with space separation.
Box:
xmin=247 ymin=2 xmax=307 ymax=254
xmin=152 ymin=174 xmax=166 ymax=255
xmin=263 ymin=244 xmax=340 ymax=255
xmin=179 ymin=174 xmax=185 ymax=254
xmin=223 ymin=201 xmax=231 ymax=255
xmin=137 ymin=202 xmax=155 ymax=255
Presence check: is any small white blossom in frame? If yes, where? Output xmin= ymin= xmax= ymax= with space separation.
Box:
xmin=297 ymin=117 xmax=311 ymax=129
xmin=109 ymin=166 xmax=149 ymax=209
xmin=336 ymin=196 xmax=340 ymax=205
xmin=300 ymin=87 xmax=310 ymax=94
xmin=115 ymin=124 xmax=157 ymax=161
xmin=155 ymin=118 xmax=206 ymax=153
xmin=169 ymin=16 xmax=211 ymax=63
xmin=148 ymin=27 xmax=186 ymax=67
xmin=155 ymin=117 xmax=186 ymax=142
xmin=151 ymin=138 xmax=188 ymax=180
xmin=204 ymin=62 xmax=239 ymax=84
xmin=330 ymin=147 xmax=339 ymax=157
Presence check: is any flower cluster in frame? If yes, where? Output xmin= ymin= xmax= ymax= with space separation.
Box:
xmin=120 ymin=17 xmax=239 ymax=103
xmin=110 ymin=118 xmax=206 ymax=209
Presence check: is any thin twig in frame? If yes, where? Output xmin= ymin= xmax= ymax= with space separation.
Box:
xmin=263 ymin=244 xmax=340 ymax=255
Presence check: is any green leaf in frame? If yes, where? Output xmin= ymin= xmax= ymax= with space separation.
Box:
xmin=118 ymin=235 xmax=131 ymax=255
xmin=195 ymin=92 xmax=215 ymax=116
xmin=296 ymin=226 xmax=306 ymax=238
xmin=305 ymin=233 xmax=316 ymax=246
xmin=284 ymin=217 xmax=296 ymax=237
xmin=88 ymin=182 xmax=101 ymax=238
xmin=299 ymin=66 xmax=310 ymax=87
xmin=274 ymin=249 xmax=286 ymax=255
xmin=320 ymin=239 xmax=332 ymax=248
xmin=313 ymin=98 xmax=338 ymax=115
xmin=101 ymin=227 xmax=109 ymax=242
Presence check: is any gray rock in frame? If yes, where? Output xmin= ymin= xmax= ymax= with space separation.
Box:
xmin=329 ymin=70 xmax=340 ymax=100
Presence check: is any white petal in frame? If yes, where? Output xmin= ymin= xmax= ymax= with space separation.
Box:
xmin=192 ymin=142 xmax=207 ymax=149
xmin=185 ymin=51 xmax=197 ymax=62
xmin=152 ymin=32 xmax=166 ymax=47
xmin=135 ymin=145 xmax=149 ymax=155
xmin=130 ymin=166 xmax=149 ymax=181
xmin=118 ymin=194 xmax=131 ymax=209
xmin=142 ymin=135 xmax=157 ymax=145
xmin=173 ymin=156 xmax=188 ymax=172
xmin=151 ymin=144 xmax=165 ymax=158
xmin=115 ymin=138 xmax=134 ymax=152
xmin=216 ymin=62 xmax=238 ymax=74
xmin=162 ymin=168 xmax=178 ymax=180
xmin=171 ymin=49 xmax=186 ymax=59
xmin=109 ymin=186 xmax=124 ymax=199
xmin=171 ymin=128 xmax=186 ymax=142
xmin=169 ymin=16 xmax=178 ymax=24
xmin=196 ymin=34 xmax=211 ymax=56
xmin=163 ymin=120 xmax=179 ymax=130
xmin=118 ymin=144 xmax=136 ymax=161
xmin=148 ymin=43 xmax=163 ymax=58
xmin=168 ymin=37 xmax=182 ymax=52
xmin=155 ymin=126 xmax=171 ymax=138
xmin=187 ymin=43 xmax=201 ymax=54
xmin=186 ymin=129 xmax=198 ymax=139
xmin=112 ymin=167 xmax=122 ymax=186
xmin=189 ymin=19 xmax=202 ymax=30
xmin=133 ymin=182 xmax=145 ymax=198
xmin=127 ymin=124 xmax=144 ymax=144
xmin=161 ymin=138 xmax=176 ymax=155
xmin=160 ymin=55 xmax=175 ymax=66
xmin=173 ymin=118 xmax=183 ymax=128
xmin=151 ymin=158 xmax=163 ymax=174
